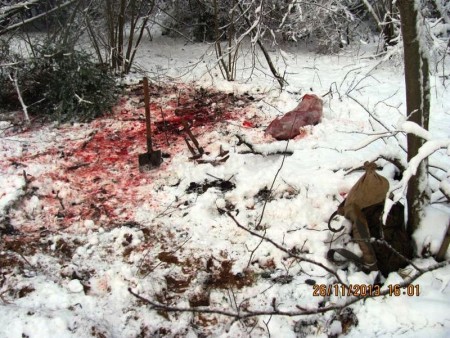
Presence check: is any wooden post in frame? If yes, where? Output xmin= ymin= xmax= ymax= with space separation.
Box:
xmin=143 ymin=77 xmax=152 ymax=152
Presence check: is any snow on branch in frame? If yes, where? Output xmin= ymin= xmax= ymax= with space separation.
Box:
xmin=8 ymin=71 xmax=30 ymax=125
xmin=346 ymin=131 xmax=401 ymax=151
xmin=440 ymin=179 xmax=450 ymax=202
xmin=434 ymin=0 xmax=450 ymax=24
xmin=361 ymin=0 xmax=382 ymax=28
xmin=0 ymin=0 xmax=78 ymax=36
xmin=400 ymin=120 xmax=433 ymax=140
xmin=74 ymin=93 xmax=93 ymax=105
xmin=383 ymin=121 xmax=450 ymax=223
xmin=0 ymin=0 xmax=41 ymax=17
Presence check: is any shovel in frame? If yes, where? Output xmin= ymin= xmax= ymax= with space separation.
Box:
xmin=138 ymin=77 xmax=162 ymax=171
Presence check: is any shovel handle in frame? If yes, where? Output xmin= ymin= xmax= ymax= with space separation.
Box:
xmin=143 ymin=77 xmax=153 ymax=152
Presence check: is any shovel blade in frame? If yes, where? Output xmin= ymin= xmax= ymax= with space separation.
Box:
xmin=139 ymin=150 xmax=163 ymax=171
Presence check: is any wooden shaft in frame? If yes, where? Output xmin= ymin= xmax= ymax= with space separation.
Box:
xmin=182 ymin=120 xmax=204 ymax=155
xmin=143 ymin=77 xmax=153 ymax=152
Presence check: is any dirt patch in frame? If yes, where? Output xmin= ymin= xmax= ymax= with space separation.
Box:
xmin=0 ymin=220 xmax=15 ymax=236
xmin=186 ymin=179 xmax=235 ymax=195
xmin=46 ymin=238 xmax=76 ymax=260
xmin=272 ymin=275 xmax=294 ymax=285
xmin=17 ymin=285 xmax=35 ymax=298
xmin=165 ymin=274 xmax=192 ymax=293
xmin=91 ymin=326 xmax=108 ymax=338
xmin=151 ymin=327 xmax=171 ymax=337
xmin=206 ymin=260 xmax=254 ymax=290
xmin=189 ymin=290 xmax=210 ymax=307
xmin=158 ymin=251 xmax=180 ymax=264
xmin=339 ymin=308 xmax=359 ymax=335
xmin=255 ymin=187 xmax=272 ymax=202
xmin=0 ymin=251 xmax=24 ymax=271
xmin=192 ymin=313 xmax=218 ymax=328
xmin=1 ymin=236 xmax=39 ymax=257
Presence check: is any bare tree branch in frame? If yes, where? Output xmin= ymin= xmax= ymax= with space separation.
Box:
xmin=227 ymin=212 xmax=346 ymax=286
xmin=128 ymin=259 xmax=449 ymax=322
xmin=0 ymin=0 xmax=79 ymax=36
xmin=8 ymin=71 xmax=30 ymax=125
xmin=237 ymin=1 xmax=287 ymax=89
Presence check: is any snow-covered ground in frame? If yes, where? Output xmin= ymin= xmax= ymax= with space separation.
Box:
xmin=1 ymin=34 xmax=450 ymax=337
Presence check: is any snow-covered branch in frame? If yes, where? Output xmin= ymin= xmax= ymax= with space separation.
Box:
xmin=74 ymin=93 xmax=93 ymax=105
xmin=0 ymin=0 xmax=78 ymax=35
xmin=0 ymin=0 xmax=41 ymax=19
xmin=8 ymin=71 xmax=30 ymax=125
xmin=383 ymin=121 xmax=450 ymax=223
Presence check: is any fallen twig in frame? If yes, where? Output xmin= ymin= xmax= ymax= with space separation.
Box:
xmin=235 ymin=135 xmax=293 ymax=156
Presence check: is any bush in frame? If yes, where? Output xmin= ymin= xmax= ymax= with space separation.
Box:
xmin=0 ymin=39 xmax=19 ymax=115
xmin=0 ymin=44 xmax=118 ymax=123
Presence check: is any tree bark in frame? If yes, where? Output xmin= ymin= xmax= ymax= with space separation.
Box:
xmin=397 ymin=0 xmax=430 ymax=236
xmin=117 ymin=0 xmax=126 ymax=72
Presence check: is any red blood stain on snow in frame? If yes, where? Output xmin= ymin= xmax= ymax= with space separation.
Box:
xmin=242 ymin=120 xmax=254 ymax=128
xmin=3 ymin=84 xmax=255 ymax=232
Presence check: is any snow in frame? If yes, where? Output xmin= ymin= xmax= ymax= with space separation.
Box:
xmin=414 ymin=206 xmax=450 ymax=258
xmin=1 ymin=33 xmax=450 ymax=337
xmin=67 ymin=279 xmax=84 ymax=293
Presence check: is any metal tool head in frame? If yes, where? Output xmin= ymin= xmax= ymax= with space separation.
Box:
xmin=138 ymin=150 xmax=163 ymax=171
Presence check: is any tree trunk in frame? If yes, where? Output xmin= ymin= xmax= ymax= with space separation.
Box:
xmin=368 ymin=0 xmax=397 ymax=47
xmin=105 ymin=0 xmax=117 ymax=69
xmin=117 ymin=0 xmax=126 ymax=72
xmin=397 ymin=0 xmax=431 ymax=236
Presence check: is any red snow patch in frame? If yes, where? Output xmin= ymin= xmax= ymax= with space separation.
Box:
xmin=2 ymin=83 xmax=255 ymax=232
xmin=242 ymin=120 xmax=254 ymax=128
xmin=145 ymin=85 xmax=243 ymax=137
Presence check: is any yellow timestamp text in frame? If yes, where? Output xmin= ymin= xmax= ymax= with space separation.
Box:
xmin=313 ymin=284 xmax=420 ymax=297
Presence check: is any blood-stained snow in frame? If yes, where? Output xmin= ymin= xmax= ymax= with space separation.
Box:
xmin=1 ymin=35 xmax=450 ymax=338
xmin=1 ymin=83 xmax=255 ymax=232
